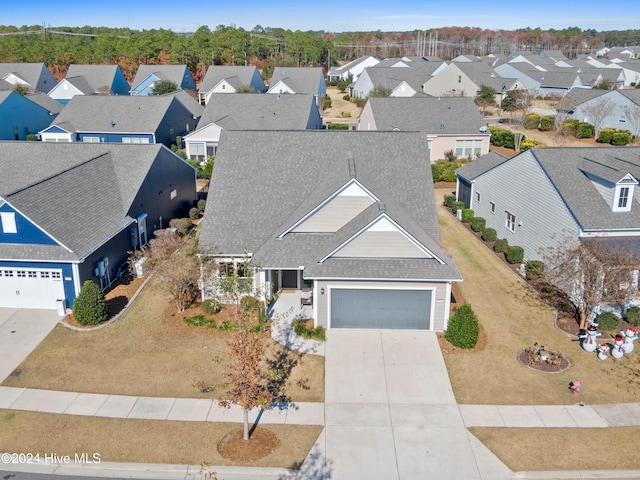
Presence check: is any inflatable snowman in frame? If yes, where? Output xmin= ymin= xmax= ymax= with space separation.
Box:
xmin=597 ymin=343 xmax=609 ymax=361
xmin=621 ymin=327 xmax=639 ymax=354
xmin=612 ymin=335 xmax=625 ymax=359
xmin=579 ymin=323 xmax=603 ymax=353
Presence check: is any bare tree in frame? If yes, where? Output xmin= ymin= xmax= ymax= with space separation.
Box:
xmin=624 ymin=102 xmax=640 ymax=145
xmin=554 ymin=96 xmax=575 ymax=146
xmin=582 ymin=96 xmax=616 ymax=139
xmin=542 ymin=237 xmax=639 ymax=330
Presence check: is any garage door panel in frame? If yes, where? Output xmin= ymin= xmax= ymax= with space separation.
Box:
xmin=0 ymin=268 xmax=65 ymax=309
xmin=331 ymin=289 xmax=431 ymax=329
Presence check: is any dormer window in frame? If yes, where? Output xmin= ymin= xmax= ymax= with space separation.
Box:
xmin=614 ymin=185 xmax=633 ymax=212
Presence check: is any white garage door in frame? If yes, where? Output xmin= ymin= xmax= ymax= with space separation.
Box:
xmin=0 ymin=267 xmax=65 ymax=309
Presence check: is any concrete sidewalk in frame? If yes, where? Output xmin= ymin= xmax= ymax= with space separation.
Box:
xmin=0 ymin=386 xmax=324 ymax=425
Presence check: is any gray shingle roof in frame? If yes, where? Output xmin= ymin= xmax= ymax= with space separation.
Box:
xmin=131 ymin=65 xmax=192 ymax=89
xmin=0 ymin=63 xmax=49 ymax=89
xmin=65 ymin=64 xmax=124 ymax=92
xmin=49 ymin=95 xmax=179 ymax=133
xmin=197 ymin=94 xmax=318 ymax=130
xmin=199 ymin=66 xmax=264 ymax=93
xmin=268 ymin=67 xmax=324 ymax=94
xmin=556 ymin=88 xmax=608 ymax=111
xmin=161 ymin=89 xmax=204 ymax=118
xmin=365 ymin=97 xmax=487 ymax=134
xmin=532 ymin=147 xmax=640 ymax=231
xmin=25 ymin=92 xmax=64 ymax=115
xmin=0 ymin=142 xmax=166 ymax=261
xmin=364 ymin=67 xmax=433 ymax=95
xmin=63 ymin=76 xmax=95 ymax=95
xmin=199 ymin=131 xmax=460 ymax=281
xmin=455 ymin=152 xmax=511 ymax=180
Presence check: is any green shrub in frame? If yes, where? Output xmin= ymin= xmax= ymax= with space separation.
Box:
xmin=240 ymin=296 xmax=262 ymax=311
xmin=541 ymin=286 xmax=554 ymax=294
xmin=577 ymin=122 xmax=594 ymax=138
xmin=197 ymin=199 xmax=206 ymax=211
xmin=451 ymin=201 xmax=464 ymax=213
xmin=328 ymin=123 xmax=349 ymax=130
xmin=562 ymin=119 xmax=580 ymax=136
xmin=184 ymin=315 xmax=212 ymax=327
xmin=523 ymin=112 xmax=540 ymax=129
xmin=294 ymin=319 xmax=326 ymax=341
xmin=201 ymin=298 xmax=223 ymax=315
xmin=506 ymin=245 xmax=525 ymax=264
xmin=431 ymin=158 xmax=465 ymax=183
xmin=441 ymin=169 xmax=458 ymax=182
xmin=612 ymin=131 xmax=631 ymax=145
xmin=353 ymin=98 xmax=366 ymax=107
xmin=525 ymin=260 xmax=545 ymax=280
xmin=218 ymin=320 xmax=238 ymax=332
xmin=482 ymin=228 xmax=497 ymax=242
xmin=539 ymin=115 xmax=556 ymax=131
xmin=493 ymin=238 xmax=509 ymax=253
xmin=598 ymin=127 xmax=616 ymax=144
xmin=343 ymin=94 xmax=350 ymax=101
xmin=445 ymin=303 xmax=479 ymax=349
xmin=489 ymin=126 xmax=515 ymax=149
xmin=26 ymin=134 xmax=39 ymax=141
xmin=443 ymin=195 xmax=455 ymax=208
xmin=596 ymin=312 xmax=620 ymax=331
xmin=73 ymin=280 xmax=108 ymax=326
xmin=560 ymin=302 xmax=574 ymax=313
xmin=189 ymin=207 xmax=200 ymax=220
xmin=461 ymin=209 xmax=474 ymax=223
xmin=323 ymin=95 xmax=332 ymax=109
xmin=626 ymin=306 xmax=640 ymax=327
xmin=471 ymin=217 xmax=486 ymax=232
xmin=169 ymin=218 xmax=192 ymax=236
xmin=520 ymin=139 xmax=543 ymax=152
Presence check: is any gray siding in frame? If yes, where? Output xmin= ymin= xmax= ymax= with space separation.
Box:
xmin=315 ymin=280 xmax=450 ymax=332
xmin=470 ymin=150 xmax=581 ymax=261
xmin=585 ymin=173 xmax=615 ymax=208
xmin=333 ymin=231 xmax=430 ymax=258
xmin=292 ymin=196 xmax=374 ymax=232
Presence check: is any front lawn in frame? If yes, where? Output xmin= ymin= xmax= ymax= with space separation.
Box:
xmin=1 ymin=273 xmax=324 ymax=403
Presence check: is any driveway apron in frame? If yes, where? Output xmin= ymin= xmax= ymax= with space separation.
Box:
xmin=0 ymin=308 xmax=61 ymax=381
xmin=324 ymin=329 xmax=510 ymax=479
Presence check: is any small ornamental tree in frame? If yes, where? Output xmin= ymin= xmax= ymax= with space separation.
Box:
xmin=445 ymin=303 xmax=479 ymax=349
xmin=73 ymin=280 xmax=108 ymax=326
xmin=149 ymin=79 xmax=178 ymax=95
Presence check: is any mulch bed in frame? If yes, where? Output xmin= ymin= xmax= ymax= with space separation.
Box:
xmin=218 ymin=426 xmax=280 ymax=462
xmin=517 ymin=346 xmax=571 ymax=374
xmin=63 ymin=275 xmax=146 ymax=329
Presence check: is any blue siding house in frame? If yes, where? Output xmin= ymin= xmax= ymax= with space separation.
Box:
xmin=0 ymin=90 xmax=58 ymax=140
xmin=0 ymin=142 xmax=196 ymax=310
xmin=130 ymin=65 xmax=196 ymax=96
xmin=39 ymin=95 xmax=197 ymax=148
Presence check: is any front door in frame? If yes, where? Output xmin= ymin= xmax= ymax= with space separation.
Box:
xmin=281 ymin=270 xmax=298 ymax=289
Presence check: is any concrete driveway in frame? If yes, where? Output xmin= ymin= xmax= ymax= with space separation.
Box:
xmin=324 ymin=329 xmax=512 ymax=479
xmin=0 ymin=308 xmax=62 ymax=381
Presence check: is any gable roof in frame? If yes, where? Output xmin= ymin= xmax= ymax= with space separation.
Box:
xmin=364 ymin=67 xmax=433 ymax=95
xmin=196 ymin=93 xmax=318 ymax=130
xmin=131 ymin=65 xmax=193 ymax=90
xmin=199 ymin=65 xmax=264 ymax=93
xmin=48 ymin=95 xmax=182 ymax=133
xmin=200 ymin=130 xmax=460 ymax=281
xmin=161 ymin=89 xmax=204 ymax=118
xmin=364 ymin=96 xmax=487 ymax=134
xmin=531 ymin=147 xmax=640 ymax=232
xmin=0 ymin=63 xmax=53 ymax=91
xmin=65 ymin=64 xmax=125 ymax=92
xmin=556 ymin=88 xmax=608 ymax=111
xmin=59 ymin=75 xmax=95 ymax=95
xmin=0 ymin=142 xmax=173 ymax=261
xmin=455 ymin=151 xmax=511 ymax=180
xmin=25 ymin=92 xmax=64 ymax=115
xmin=268 ymin=67 xmax=324 ymax=94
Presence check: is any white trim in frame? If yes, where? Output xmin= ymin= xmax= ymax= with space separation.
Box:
xmin=442 ymin=282 xmax=452 ymax=331
xmin=319 ymin=212 xmax=444 ymax=264
xmin=279 ymin=178 xmax=379 ymax=237
xmin=72 ymin=262 xmax=81 ymax=299
xmin=325 ymin=283 xmax=436 ymax=331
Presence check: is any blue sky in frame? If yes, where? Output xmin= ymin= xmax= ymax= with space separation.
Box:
xmin=3 ymin=0 xmax=640 ymax=33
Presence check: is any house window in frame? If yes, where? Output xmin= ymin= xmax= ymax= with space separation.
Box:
xmin=190 ymin=143 xmax=206 ymax=160
xmin=52 ymin=272 xmax=61 ymax=279
xmin=82 ymin=136 xmax=100 ymax=143
xmin=0 ymin=212 xmax=17 ymax=233
xmin=40 ymin=272 xmax=50 ymax=278
xmin=490 ymin=201 xmax=496 ymax=213
xmin=28 ymin=271 xmax=37 ymax=278
xmin=122 ymin=137 xmax=150 ymax=144
xmin=137 ymin=214 xmax=148 ymax=247
xmin=170 ymin=189 xmax=177 ymax=199
xmin=619 ymin=119 xmax=627 ymax=123
xmin=17 ymin=271 xmax=26 ymax=278
xmin=615 ymin=186 xmax=631 ymax=211
xmin=458 ymin=75 xmax=462 ymax=83
xmin=476 ymin=192 xmax=481 ymax=203
xmin=506 ymin=211 xmax=516 ymax=232
xmin=474 ymin=140 xmax=483 ymax=156
xmin=4 ymin=270 xmax=13 ymax=277
xmin=455 ymin=140 xmax=463 ymax=156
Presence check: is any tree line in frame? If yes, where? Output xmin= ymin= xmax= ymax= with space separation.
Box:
xmin=1 ymin=24 xmax=638 ymax=83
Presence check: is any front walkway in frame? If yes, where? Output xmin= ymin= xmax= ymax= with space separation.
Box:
xmin=269 ymin=291 xmax=325 ymax=356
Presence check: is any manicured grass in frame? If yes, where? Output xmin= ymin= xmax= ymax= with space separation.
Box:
xmin=0 ymin=410 xmax=322 ymax=468
xmin=1 ymin=274 xmax=324 ymax=403
xmin=436 ymin=188 xmax=640 ymax=405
